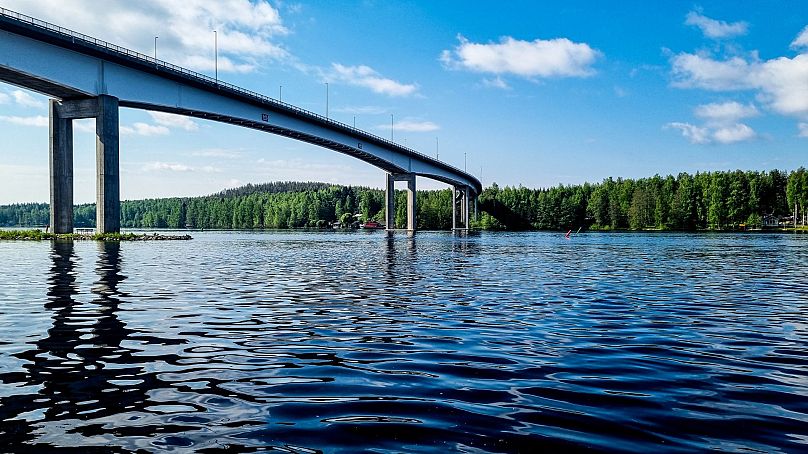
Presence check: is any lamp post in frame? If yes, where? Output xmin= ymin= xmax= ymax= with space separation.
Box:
xmin=464 ymin=152 xmax=467 ymax=172
xmin=154 ymin=36 xmax=158 ymax=61
xmin=279 ymin=85 xmax=282 ymax=102
xmin=391 ymin=114 xmax=394 ymax=141
xmin=213 ymin=30 xmax=218 ymax=84
xmin=325 ymin=82 xmax=329 ymax=118
xmin=435 ymin=136 xmax=439 ymax=159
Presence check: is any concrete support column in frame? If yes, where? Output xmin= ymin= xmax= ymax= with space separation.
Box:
xmin=49 ymin=99 xmax=73 ymax=234
xmin=452 ymin=187 xmax=458 ymax=231
xmin=406 ymin=175 xmax=416 ymax=231
xmin=452 ymin=185 xmax=470 ymax=231
xmin=95 ymin=95 xmax=120 ymax=233
xmin=463 ymin=188 xmax=470 ymax=228
xmin=385 ymin=172 xmax=417 ymax=231
xmin=385 ymin=173 xmax=395 ymax=230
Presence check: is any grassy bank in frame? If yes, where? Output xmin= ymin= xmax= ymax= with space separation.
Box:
xmin=0 ymin=229 xmax=192 ymax=241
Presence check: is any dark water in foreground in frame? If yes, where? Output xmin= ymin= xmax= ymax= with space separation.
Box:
xmin=1 ymin=231 xmax=807 ymax=453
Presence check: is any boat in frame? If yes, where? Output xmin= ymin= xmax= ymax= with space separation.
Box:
xmin=360 ymin=221 xmax=385 ymax=230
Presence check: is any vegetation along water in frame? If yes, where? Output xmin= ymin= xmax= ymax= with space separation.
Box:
xmin=2 ymin=168 xmax=807 ymax=231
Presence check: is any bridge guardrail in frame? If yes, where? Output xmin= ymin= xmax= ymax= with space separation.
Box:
xmin=0 ymin=7 xmax=479 ymax=189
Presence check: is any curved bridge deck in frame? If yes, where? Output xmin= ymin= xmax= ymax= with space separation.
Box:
xmin=0 ymin=7 xmax=479 ymax=232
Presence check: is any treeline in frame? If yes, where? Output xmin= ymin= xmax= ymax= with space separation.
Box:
xmin=0 ymin=183 xmax=453 ymax=230
xmin=1 ymin=169 xmax=806 ymax=231
xmin=478 ymin=168 xmax=807 ymax=230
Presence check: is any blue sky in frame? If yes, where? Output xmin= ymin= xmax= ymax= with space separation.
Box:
xmin=0 ymin=1 xmax=807 ymax=203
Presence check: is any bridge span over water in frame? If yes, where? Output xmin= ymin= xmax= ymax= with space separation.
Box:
xmin=0 ymin=8 xmax=480 ymax=233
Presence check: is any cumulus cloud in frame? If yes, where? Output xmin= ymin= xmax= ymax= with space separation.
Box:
xmin=792 ymin=26 xmax=808 ymax=49
xmin=694 ymin=101 xmax=758 ymax=124
xmin=149 ymin=111 xmax=198 ymax=131
xmin=381 ymin=119 xmax=440 ymax=133
xmin=1 ymin=0 xmax=289 ymax=73
xmin=670 ymin=27 xmax=808 ymax=118
xmin=0 ymin=115 xmax=48 ymax=127
xmin=798 ymin=122 xmax=808 ymax=137
xmin=685 ymin=11 xmax=748 ymax=39
xmin=667 ymin=101 xmax=759 ymax=144
xmin=665 ymin=122 xmax=711 ymax=144
xmin=440 ymin=35 xmax=600 ymax=79
xmin=329 ymin=64 xmax=418 ymax=97
xmin=665 ymin=119 xmax=756 ymax=145
xmin=121 ymin=122 xmax=170 ymax=136
xmin=712 ymin=123 xmax=755 ymax=143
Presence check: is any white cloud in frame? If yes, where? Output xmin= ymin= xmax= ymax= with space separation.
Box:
xmin=482 ymin=76 xmax=510 ymax=89
xmin=0 ymin=115 xmax=48 ymax=127
xmin=694 ymin=101 xmax=758 ymax=124
xmin=143 ymin=161 xmax=193 ymax=172
xmin=792 ymin=26 xmax=808 ymax=49
xmin=74 ymin=119 xmax=96 ymax=133
xmin=1 ymin=0 xmax=289 ymax=74
xmin=376 ymin=119 xmax=439 ymax=133
xmin=330 ymin=64 xmax=417 ymax=96
xmin=798 ymin=122 xmax=808 ymax=137
xmin=665 ymin=121 xmax=756 ymax=144
xmin=142 ymin=161 xmax=220 ymax=173
xmin=685 ymin=11 xmax=748 ymax=39
xmin=713 ymin=123 xmax=756 ymax=143
xmin=11 ymin=90 xmax=44 ymax=108
xmin=670 ymin=32 xmax=808 ymax=118
xmin=665 ymin=122 xmax=711 ymax=144
xmin=190 ymin=148 xmax=244 ymax=158
xmin=440 ymin=35 xmax=600 ymax=79
xmin=121 ymin=122 xmax=170 ymax=136
xmin=149 ymin=111 xmax=198 ymax=131
xmin=670 ymin=53 xmax=753 ymax=91
xmin=332 ymin=105 xmax=388 ymax=115
xmin=0 ymin=92 xmax=9 ymax=104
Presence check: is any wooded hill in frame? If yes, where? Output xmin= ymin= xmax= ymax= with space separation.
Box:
xmin=1 ymin=168 xmax=806 ymax=231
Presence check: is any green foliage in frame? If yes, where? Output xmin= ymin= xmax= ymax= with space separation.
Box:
xmin=0 ymin=170 xmax=800 ymax=232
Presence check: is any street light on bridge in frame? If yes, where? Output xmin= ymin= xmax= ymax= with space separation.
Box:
xmin=213 ymin=30 xmax=218 ymax=84
xmin=154 ymin=36 xmax=157 ymax=61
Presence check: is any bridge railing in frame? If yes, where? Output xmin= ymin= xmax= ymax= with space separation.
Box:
xmin=0 ymin=7 xmax=478 ymax=187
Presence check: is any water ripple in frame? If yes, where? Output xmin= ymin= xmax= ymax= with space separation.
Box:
xmin=0 ymin=231 xmax=807 ymax=452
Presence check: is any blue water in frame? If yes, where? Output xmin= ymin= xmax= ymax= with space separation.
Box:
xmin=1 ymin=231 xmax=807 ymax=452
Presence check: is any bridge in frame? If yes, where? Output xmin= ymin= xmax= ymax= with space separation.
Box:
xmin=0 ymin=8 xmax=480 ymax=233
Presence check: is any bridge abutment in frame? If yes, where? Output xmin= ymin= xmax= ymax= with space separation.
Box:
xmin=48 ymin=95 xmax=121 ymax=234
xmin=385 ymin=173 xmax=417 ymax=231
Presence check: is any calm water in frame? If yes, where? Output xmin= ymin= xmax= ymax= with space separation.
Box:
xmin=1 ymin=231 xmax=807 ymax=453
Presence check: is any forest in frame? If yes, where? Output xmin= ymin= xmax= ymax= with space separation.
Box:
xmin=1 ymin=168 xmax=806 ymax=231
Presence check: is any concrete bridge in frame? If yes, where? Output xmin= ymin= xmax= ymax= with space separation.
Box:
xmin=0 ymin=8 xmax=480 ymax=233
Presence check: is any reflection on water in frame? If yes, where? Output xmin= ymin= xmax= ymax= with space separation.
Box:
xmin=1 ymin=231 xmax=807 ymax=452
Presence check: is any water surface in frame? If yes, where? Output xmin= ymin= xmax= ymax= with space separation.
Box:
xmin=1 ymin=231 xmax=807 ymax=452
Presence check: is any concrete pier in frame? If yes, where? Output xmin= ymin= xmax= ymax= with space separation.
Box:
xmin=385 ymin=173 xmax=417 ymax=231
xmin=49 ymin=99 xmax=73 ymax=234
xmin=95 ymin=95 xmax=120 ymax=234
xmin=453 ymin=185 xmax=471 ymax=231
xmin=48 ymin=95 xmax=121 ymax=234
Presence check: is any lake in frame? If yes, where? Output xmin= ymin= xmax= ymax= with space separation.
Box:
xmin=1 ymin=231 xmax=807 ymax=452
